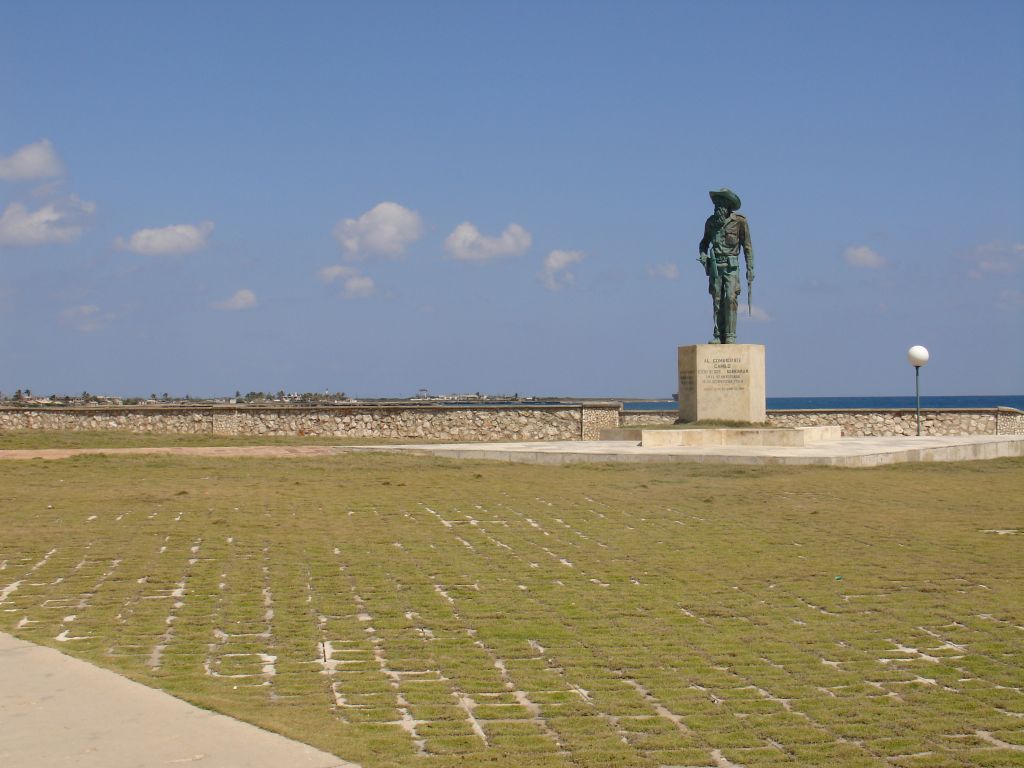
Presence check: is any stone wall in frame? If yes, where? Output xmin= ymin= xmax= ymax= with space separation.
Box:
xmin=581 ymin=406 xmax=622 ymax=440
xmin=1 ymin=404 xmax=1021 ymax=441
xmin=768 ymin=408 xmax=1024 ymax=437
xmin=621 ymin=408 xmax=1024 ymax=437
xmin=621 ymin=411 xmax=678 ymax=427
xmin=0 ymin=403 xmax=623 ymax=443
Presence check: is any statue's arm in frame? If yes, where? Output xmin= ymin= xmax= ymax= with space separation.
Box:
xmin=742 ymin=219 xmax=754 ymax=281
xmin=698 ymin=218 xmax=713 ymax=263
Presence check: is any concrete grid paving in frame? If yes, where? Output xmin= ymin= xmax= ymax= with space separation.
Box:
xmin=0 ymin=448 xmax=1022 ymax=767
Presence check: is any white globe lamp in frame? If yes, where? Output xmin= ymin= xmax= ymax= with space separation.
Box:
xmin=907 ymin=346 xmax=929 ymax=368
xmin=907 ymin=345 xmax=929 ymax=435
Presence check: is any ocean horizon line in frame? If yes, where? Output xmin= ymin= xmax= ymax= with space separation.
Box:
xmin=621 ymin=394 xmax=1024 ymax=411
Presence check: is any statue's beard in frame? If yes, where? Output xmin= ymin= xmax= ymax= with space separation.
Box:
xmin=712 ymin=206 xmax=729 ymax=227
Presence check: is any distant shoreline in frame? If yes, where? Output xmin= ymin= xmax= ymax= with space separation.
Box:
xmin=623 ymin=395 xmax=1024 ymax=411
xmin=4 ymin=394 xmax=1022 ymax=412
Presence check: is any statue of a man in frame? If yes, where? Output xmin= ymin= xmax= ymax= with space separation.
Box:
xmin=698 ymin=188 xmax=754 ymax=344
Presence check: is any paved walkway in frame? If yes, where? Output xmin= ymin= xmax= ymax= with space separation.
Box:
xmin=0 ymin=435 xmax=1020 ymax=467
xmin=0 ymin=632 xmax=356 ymax=768
xmin=338 ymin=434 xmax=1024 ymax=467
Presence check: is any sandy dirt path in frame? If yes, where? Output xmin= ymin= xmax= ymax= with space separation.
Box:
xmin=0 ymin=445 xmax=346 ymax=460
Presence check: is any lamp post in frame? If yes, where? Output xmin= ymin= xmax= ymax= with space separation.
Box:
xmin=907 ymin=345 xmax=929 ymax=436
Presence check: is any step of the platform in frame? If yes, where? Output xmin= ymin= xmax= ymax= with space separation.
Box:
xmin=600 ymin=425 xmax=842 ymax=447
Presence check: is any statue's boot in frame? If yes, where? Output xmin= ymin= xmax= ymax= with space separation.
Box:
xmin=723 ymin=301 xmax=738 ymax=342
xmin=711 ymin=306 xmax=723 ymax=345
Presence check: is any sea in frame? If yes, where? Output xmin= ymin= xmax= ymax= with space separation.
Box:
xmin=622 ymin=395 xmax=1024 ymax=411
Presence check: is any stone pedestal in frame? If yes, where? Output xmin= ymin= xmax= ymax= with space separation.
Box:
xmin=677 ymin=344 xmax=766 ymax=423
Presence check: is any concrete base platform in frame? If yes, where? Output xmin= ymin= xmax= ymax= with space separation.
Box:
xmin=339 ymin=434 xmax=1024 ymax=467
xmin=601 ymin=425 xmax=842 ymax=447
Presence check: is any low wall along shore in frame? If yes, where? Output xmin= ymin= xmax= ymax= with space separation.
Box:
xmin=0 ymin=403 xmax=622 ymax=442
xmin=1 ymin=404 xmax=1022 ymax=441
xmin=619 ymin=408 xmax=1024 ymax=437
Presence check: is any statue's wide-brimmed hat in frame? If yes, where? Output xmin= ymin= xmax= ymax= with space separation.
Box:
xmin=709 ymin=188 xmax=741 ymax=210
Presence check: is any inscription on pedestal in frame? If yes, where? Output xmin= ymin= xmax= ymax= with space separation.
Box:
xmin=680 ymin=355 xmax=750 ymax=392
xmin=678 ymin=344 xmax=766 ymax=423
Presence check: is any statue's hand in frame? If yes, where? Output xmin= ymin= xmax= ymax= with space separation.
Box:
xmin=746 ymin=269 xmax=755 ymax=283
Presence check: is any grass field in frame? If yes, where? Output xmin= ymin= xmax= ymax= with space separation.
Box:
xmin=1 ymin=449 xmax=1022 ymax=767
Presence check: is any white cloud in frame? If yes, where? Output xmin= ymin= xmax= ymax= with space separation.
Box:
xmin=739 ymin=303 xmax=771 ymax=321
xmin=319 ymin=264 xmax=376 ymax=298
xmin=966 ymin=241 xmax=1024 ymax=278
xmin=646 ymin=262 xmax=679 ymax=280
xmin=333 ymin=202 xmax=422 ymax=259
xmin=212 ymin=288 xmax=257 ymax=310
xmin=0 ymin=139 xmax=64 ymax=181
xmin=544 ymin=249 xmax=585 ymax=272
xmin=116 ymin=221 xmax=214 ymax=255
xmin=318 ymin=265 xmax=359 ymax=283
xmin=842 ymin=245 xmax=886 ymax=269
xmin=59 ymin=304 xmax=113 ymax=332
xmin=343 ymin=275 xmax=376 ymax=298
xmin=539 ymin=249 xmax=585 ymax=291
xmin=0 ymin=196 xmax=95 ymax=247
xmin=444 ymin=222 xmax=531 ymax=262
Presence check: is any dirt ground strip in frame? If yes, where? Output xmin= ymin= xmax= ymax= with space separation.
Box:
xmin=1 ymin=453 xmax=1022 ymax=768
xmin=0 ymin=445 xmax=341 ymax=460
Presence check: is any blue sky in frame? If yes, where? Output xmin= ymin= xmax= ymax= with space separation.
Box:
xmin=2 ymin=0 xmax=1021 ymax=398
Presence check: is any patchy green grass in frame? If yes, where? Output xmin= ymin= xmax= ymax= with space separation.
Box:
xmin=1 ymin=454 xmax=1022 ymax=768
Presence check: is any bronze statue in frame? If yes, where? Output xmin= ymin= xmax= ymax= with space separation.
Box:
xmin=698 ymin=188 xmax=754 ymax=344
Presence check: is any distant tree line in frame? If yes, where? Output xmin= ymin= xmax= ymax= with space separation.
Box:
xmin=1 ymin=390 xmax=347 ymax=404
xmin=239 ymin=391 xmax=347 ymax=403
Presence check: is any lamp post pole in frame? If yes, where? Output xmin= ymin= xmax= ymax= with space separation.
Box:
xmin=915 ymin=365 xmax=921 ymax=435
xmin=907 ymin=346 xmax=930 ymax=437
